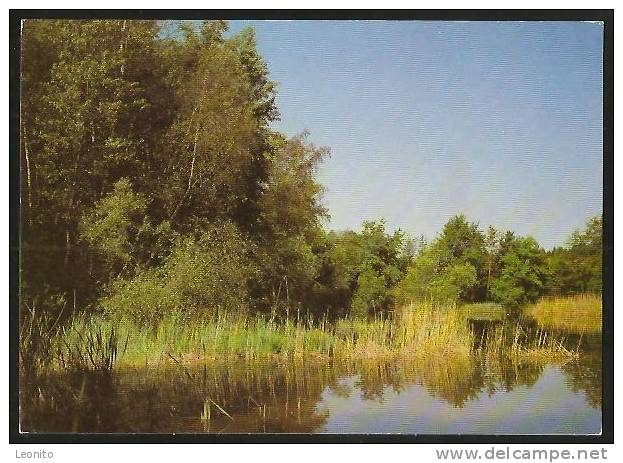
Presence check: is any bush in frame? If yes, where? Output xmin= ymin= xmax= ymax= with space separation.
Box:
xmin=101 ymin=222 xmax=255 ymax=324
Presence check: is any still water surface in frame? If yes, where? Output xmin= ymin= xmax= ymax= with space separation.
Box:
xmin=21 ymin=348 xmax=601 ymax=434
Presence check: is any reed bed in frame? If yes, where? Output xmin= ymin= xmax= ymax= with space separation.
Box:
xmin=459 ymin=302 xmax=507 ymax=321
xmin=395 ymin=303 xmax=474 ymax=359
xmin=106 ymin=302 xmax=477 ymax=364
xmin=24 ymin=299 xmax=583 ymax=374
xmin=19 ymin=298 xmax=591 ymax=433
xmin=524 ymin=294 xmax=602 ymax=334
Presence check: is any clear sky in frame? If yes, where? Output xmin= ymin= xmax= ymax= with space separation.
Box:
xmin=227 ymin=20 xmax=603 ymax=249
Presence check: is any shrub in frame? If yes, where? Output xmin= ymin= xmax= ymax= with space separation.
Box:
xmin=101 ymin=222 xmax=255 ymax=325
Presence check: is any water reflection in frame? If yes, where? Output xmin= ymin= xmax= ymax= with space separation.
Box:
xmin=20 ymin=348 xmax=601 ymax=434
xmin=562 ymin=346 xmax=602 ymax=410
xmin=317 ymin=366 xmax=599 ymax=434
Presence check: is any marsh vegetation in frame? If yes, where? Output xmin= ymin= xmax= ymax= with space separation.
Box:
xmin=19 ymin=294 xmax=602 ymax=433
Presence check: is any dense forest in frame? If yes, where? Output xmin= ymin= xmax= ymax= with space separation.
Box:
xmin=20 ymin=20 xmax=602 ymax=329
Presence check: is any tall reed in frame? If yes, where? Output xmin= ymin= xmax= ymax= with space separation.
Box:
xmin=55 ymin=316 xmax=126 ymax=373
xmin=19 ymin=308 xmax=57 ymax=377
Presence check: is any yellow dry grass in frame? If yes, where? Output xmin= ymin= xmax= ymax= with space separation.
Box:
xmin=524 ymin=294 xmax=602 ymax=334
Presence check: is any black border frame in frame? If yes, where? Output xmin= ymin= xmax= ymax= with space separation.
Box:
xmin=9 ymin=9 xmax=614 ymax=444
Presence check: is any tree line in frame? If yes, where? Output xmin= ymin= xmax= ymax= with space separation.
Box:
xmin=20 ymin=20 xmax=602 ymax=326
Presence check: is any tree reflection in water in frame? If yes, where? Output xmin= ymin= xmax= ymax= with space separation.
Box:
xmin=20 ymin=348 xmax=601 ymax=433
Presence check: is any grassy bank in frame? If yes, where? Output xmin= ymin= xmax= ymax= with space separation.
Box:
xmin=51 ymin=303 xmax=474 ymax=367
xmin=524 ymin=293 xmax=602 ymax=334
xmin=19 ymin=298 xmax=590 ymax=376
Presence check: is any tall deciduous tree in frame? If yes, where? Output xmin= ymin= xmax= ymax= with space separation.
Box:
xmin=157 ymin=23 xmax=277 ymax=233
xmin=252 ymin=133 xmax=329 ymax=315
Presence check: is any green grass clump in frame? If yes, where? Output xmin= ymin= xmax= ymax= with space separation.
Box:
xmin=460 ymin=302 xmax=507 ymax=321
xmin=54 ymin=316 xmax=126 ymax=373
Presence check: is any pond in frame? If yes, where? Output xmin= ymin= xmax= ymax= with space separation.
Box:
xmin=20 ymin=342 xmax=601 ymax=435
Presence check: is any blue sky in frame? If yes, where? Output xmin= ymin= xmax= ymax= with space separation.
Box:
xmin=227 ymin=20 xmax=603 ymax=249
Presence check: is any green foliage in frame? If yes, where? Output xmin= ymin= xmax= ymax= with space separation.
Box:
xmin=251 ymin=133 xmax=330 ymax=315
xmin=435 ymin=262 xmax=478 ymax=303
xmin=323 ymin=221 xmax=410 ymax=318
xmin=80 ymin=179 xmax=148 ymax=269
xmin=437 ymin=215 xmax=487 ymax=301
xmin=157 ymin=23 xmax=277 ymax=232
xmin=546 ymin=216 xmax=602 ymax=294
xmin=490 ymin=236 xmax=548 ymax=307
xmin=80 ymin=179 xmax=178 ymax=280
xmin=395 ymin=215 xmax=482 ymax=305
xmin=19 ymin=20 xmax=277 ymax=308
xmin=351 ymin=266 xmax=388 ymax=317
xmin=394 ymin=245 xmax=477 ymax=305
xmin=102 ymin=222 xmax=255 ymax=325
xmin=259 ymin=133 xmax=328 ymax=238
xmin=20 ymin=19 xmax=172 ymax=311
xmin=393 ymin=215 xmax=556 ymax=308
